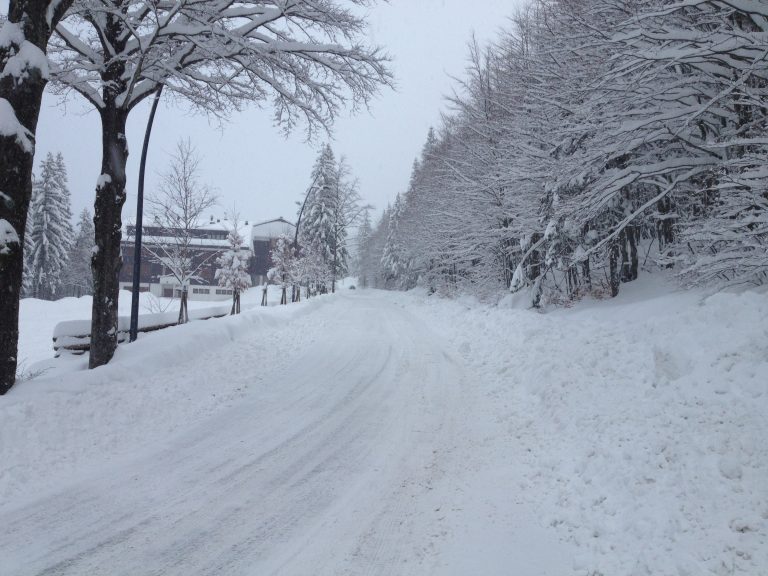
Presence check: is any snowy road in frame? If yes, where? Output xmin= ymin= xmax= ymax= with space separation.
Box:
xmin=0 ymin=293 xmax=567 ymax=575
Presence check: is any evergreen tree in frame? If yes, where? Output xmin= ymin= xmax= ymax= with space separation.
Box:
xmin=215 ymin=220 xmax=252 ymax=315
xmin=21 ymin=178 xmax=35 ymax=298
xmin=381 ymin=194 xmax=411 ymax=289
xmin=61 ymin=209 xmax=95 ymax=297
xmin=299 ymin=145 xmax=363 ymax=292
xmin=301 ymin=144 xmax=339 ymax=293
xmin=27 ymin=153 xmax=74 ymax=300
xmin=268 ymin=235 xmax=295 ymax=305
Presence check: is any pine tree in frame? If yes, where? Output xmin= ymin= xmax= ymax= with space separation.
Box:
xmin=21 ymin=179 xmax=35 ymax=298
xmin=27 ymin=153 xmax=74 ymax=300
xmin=381 ymin=194 xmax=410 ymax=289
xmin=301 ymin=144 xmax=339 ymax=293
xmin=61 ymin=209 xmax=95 ymax=297
xmin=299 ymin=145 xmax=363 ymax=293
xmin=215 ymin=220 xmax=252 ymax=315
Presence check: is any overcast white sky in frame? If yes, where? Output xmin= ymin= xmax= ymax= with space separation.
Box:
xmin=23 ymin=0 xmax=521 ymax=226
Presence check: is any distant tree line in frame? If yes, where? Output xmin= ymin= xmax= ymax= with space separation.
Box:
xmin=360 ymin=0 xmax=768 ymax=306
xmin=268 ymin=144 xmax=366 ymax=301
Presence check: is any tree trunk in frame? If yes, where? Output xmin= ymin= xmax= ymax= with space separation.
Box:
xmin=627 ymin=225 xmax=638 ymax=281
xmin=89 ymin=108 xmax=129 ymax=369
xmin=261 ymin=286 xmax=268 ymax=306
xmin=331 ymin=242 xmax=337 ymax=294
xmin=656 ymin=196 xmax=674 ymax=250
xmin=619 ymin=227 xmax=639 ymax=283
xmin=609 ymin=243 xmax=621 ymax=297
xmin=529 ymin=232 xmax=542 ymax=283
xmin=281 ymin=285 xmax=287 ymax=305
xmin=177 ymin=286 xmax=188 ymax=324
xmin=0 ymin=0 xmax=72 ymax=393
xmin=582 ymin=257 xmax=592 ymax=291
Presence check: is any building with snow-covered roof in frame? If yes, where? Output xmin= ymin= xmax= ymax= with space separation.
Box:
xmin=250 ymin=217 xmax=296 ymax=285
xmin=119 ymin=215 xmax=296 ymax=300
xmin=119 ymin=215 xmax=254 ymax=301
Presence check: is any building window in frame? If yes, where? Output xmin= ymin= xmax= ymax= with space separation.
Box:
xmin=192 ymin=288 xmax=210 ymax=294
xmin=216 ymin=289 xmax=233 ymax=295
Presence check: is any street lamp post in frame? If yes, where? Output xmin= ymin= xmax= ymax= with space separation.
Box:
xmin=129 ymin=85 xmax=163 ymax=342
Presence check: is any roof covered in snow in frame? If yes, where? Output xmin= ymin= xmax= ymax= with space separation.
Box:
xmin=123 ymin=216 xmax=296 ymax=246
xmin=251 ymin=217 xmax=295 ymax=241
xmin=123 ymin=216 xmax=257 ymax=248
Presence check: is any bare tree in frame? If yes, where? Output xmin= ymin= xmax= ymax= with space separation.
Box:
xmin=49 ymin=0 xmax=392 ymax=368
xmin=142 ymin=139 xmax=217 ymax=324
xmin=0 ymin=0 xmax=74 ymax=393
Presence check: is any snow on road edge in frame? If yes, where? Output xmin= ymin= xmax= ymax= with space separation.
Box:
xmin=394 ymin=281 xmax=768 ymax=576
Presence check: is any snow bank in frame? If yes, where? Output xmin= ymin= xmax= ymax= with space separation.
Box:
xmin=400 ymin=278 xmax=768 ymax=576
xmin=2 ymin=293 xmax=336 ymax=507
xmin=52 ymin=302 xmax=232 ymax=352
xmin=17 ymin=288 xmax=288 ymax=367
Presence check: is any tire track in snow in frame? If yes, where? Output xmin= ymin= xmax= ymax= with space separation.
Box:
xmin=0 ymin=294 xmax=466 ymax=576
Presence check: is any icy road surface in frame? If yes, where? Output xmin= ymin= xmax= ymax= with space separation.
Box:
xmin=0 ymin=293 xmax=568 ymax=575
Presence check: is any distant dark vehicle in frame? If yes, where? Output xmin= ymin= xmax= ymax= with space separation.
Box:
xmin=349 ymin=285 xmax=356 ymax=290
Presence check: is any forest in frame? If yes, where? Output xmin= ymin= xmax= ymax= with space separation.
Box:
xmin=359 ymin=0 xmax=768 ymax=307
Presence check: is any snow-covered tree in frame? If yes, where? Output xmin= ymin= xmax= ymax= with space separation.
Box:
xmin=356 ymin=209 xmax=373 ymax=288
xmin=21 ymin=179 xmax=35 ymax=298
xmin=366 ymin=0 xmax=768 ymax=305
xmin=268 ymin=235 xmax=296 ymax=306
xmin=294 ymin=238 xmax=331 ymax=299
xmin=27 ymin=152 xmax=74 ymax=300
xmin=0 ymin=0 xmax=74 ymax=393
xmin=49 ymin=0 xmax=391 ymax=368
xmin=61 ymin=208 xmax=95 ymax=297
xmin=300 ymin=145 xmax=338 ymax=294
xmin=300 ymin=145 xmax=365 ymax=292
xmin=215 ymin=216 xmax=251 ymax=316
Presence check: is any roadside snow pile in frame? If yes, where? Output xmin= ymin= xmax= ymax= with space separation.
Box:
xmin=1 ymin=294 xmax=334 ymax=508
xmin=403 ymin=278 xmax=768 ymax=576
xmin=17 ymin=286 xmax=290 ymax=367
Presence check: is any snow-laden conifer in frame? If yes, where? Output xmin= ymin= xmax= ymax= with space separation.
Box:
xmin=61 ymin=208 xmax=94 ymax=297
xmin=216 ymin=218 xmax=252 ymax=316
xmin=27 ymin=152 xmax=73 ymax=300
xmin=268 ymin=235 xmax=295 ymax=305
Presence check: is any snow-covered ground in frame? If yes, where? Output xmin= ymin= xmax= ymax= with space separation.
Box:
xmin=1 ymin=279 xmax=766 ymax=575
xmin=399 ymin=278 xmax=768 ymax=575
